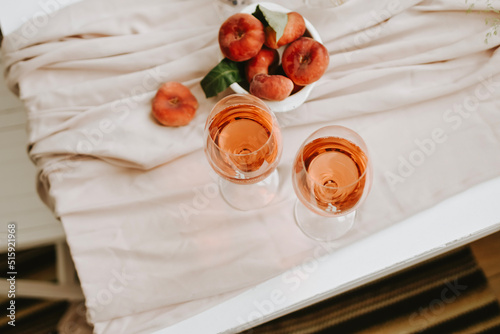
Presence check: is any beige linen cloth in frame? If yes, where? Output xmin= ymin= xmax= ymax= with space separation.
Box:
xmin=2 ymin=0 xmax=500 ymax=332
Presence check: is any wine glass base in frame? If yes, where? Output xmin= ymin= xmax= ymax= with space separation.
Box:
xmin=294 ymin=199 xmax=355 ymax=242
xmin=219 ymin=169 xmax=279 ymax=211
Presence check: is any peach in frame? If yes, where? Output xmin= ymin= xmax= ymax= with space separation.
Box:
xmin=245 ymin=47 xmax=279 ymax=83
xmin=282 ymin=37 xmax=329 ymax=86
xmin=218 ymin=13 xmax=265 ymax=62
xmin=249 ymin=73 xmax=294 ymax=101
xmin=264 ymin=12 xmax=306 ymax=49
xmin=152 ymin=82 xmax=198 ymax=127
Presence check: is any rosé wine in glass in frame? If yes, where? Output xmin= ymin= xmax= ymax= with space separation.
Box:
xmin=204 ymin=94 xmax=282 ymax=210
xmin=292 ymin=126 xmax=372 ymax=241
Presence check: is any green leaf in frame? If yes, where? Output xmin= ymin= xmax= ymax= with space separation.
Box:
xmin=253 ymin=4 xmax=288 ymax=43
xmin=252 ymin=5 xmax=267 ymax=26
xmin=200 ymin=58 xmax=244 ymax=98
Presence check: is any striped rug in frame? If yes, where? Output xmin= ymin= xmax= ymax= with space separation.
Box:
xmin=1 ymin=245 xmax=499 ymax=333
xmin=0 ymin=245 xmax=69 ymax=334
xmin=245 ymin=247 xmax=500 ymax=334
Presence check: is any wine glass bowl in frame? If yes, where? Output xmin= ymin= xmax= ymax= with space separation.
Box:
xmin=292 ymin=126 xmax=372 ymax=241
xmin=204 ymin=94 xmax=283 ymax=210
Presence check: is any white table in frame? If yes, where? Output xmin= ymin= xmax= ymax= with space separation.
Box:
xmin=2 ymin=2 xmax=500 ymax=333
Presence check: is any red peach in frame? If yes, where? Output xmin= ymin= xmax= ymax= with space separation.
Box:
xmin=218 ymin=13 xmax=265 ymax=62
xmin=264 ymin=12 xmax=306 ymax=49
xmin=152 ymin=82 xmax=198 ymax=126
xmin=249 ymin=74 xmax=294 ymax=101
xmin=282 ymin=37 xmax=329 ymax=86
xmin=245 ymin=48 xmax=279 ymax=83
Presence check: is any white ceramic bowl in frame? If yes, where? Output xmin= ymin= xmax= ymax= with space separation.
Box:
xmin=232 ymin=2 xmax=323 ymax=113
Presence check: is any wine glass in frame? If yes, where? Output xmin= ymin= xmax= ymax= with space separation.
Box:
xmin=292 ymin=126 xmax=372 ymax=241
xmin=204 ymin=94 xmax=283 ymax=211
xmin=214 ymin=0 xmax=251 ymax=21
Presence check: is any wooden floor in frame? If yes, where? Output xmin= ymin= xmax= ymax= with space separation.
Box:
xmin=470 ymin=230 xmax=500 ymax=302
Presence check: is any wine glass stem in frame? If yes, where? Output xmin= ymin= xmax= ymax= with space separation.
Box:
xmin=219 ymin=169 xmax=280 ymax=211
xmin=294 ymin=199 xmax=356 ymax=241
xmin=214 ymin=0 xmax=250 ymax=21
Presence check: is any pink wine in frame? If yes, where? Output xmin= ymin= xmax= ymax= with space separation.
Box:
xmin=293 ymin=136 xmax=368 ymax=215
xmin=207 ymin=103 xmax=281 ymax=184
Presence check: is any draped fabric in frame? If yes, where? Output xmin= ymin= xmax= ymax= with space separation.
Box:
xmin=2 ymin=0 xmax=500 ymax=332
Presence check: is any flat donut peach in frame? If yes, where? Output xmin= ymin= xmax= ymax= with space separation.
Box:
xmin=245 ymin=47 xmax=279 ymax=83
xmin=152 ymin=82 xmax=198 ymax=127
xmin=249 ymin=73 xmax=294 ymax=101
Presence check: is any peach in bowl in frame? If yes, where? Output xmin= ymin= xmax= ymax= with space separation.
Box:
xmin=230 ymin=2 xmax=328 ymax=112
